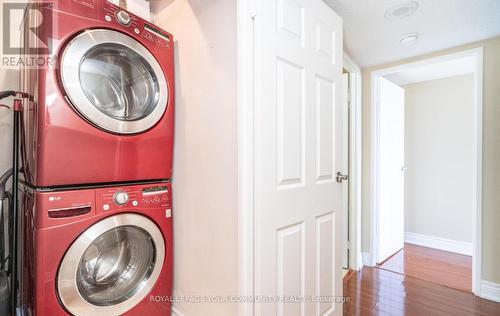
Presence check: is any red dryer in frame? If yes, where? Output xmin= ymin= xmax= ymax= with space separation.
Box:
xmin=19 ymin=182 xmax=173 ymax=315
xmin=20 ymin=0 xmax=175 ymax=187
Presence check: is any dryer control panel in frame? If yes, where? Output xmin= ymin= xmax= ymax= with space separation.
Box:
xmin=103 ymin=1 xmax=172 ymax=48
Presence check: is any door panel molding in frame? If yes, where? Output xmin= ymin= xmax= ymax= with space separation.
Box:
xmin=276 ymin=57 xmax=306 ymax=189
xmin=315 ymin=212 xmax=336 ymax=316
xmin=277 ymin=222 xmax=306 ymax=316
xmin=315 ymin=75 xmax=336 ymax=184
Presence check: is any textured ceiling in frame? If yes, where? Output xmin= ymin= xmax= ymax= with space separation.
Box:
xmin=324 ymin=0 xmax=500 ymax=67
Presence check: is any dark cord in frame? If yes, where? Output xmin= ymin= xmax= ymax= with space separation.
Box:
xmin=0 ymin=91 xmax=16 ymax=101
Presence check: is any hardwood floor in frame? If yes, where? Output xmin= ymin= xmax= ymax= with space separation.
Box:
xmin=377 ymin=243 xmax=472 ymax=292
xmin=343 ymin=269 xmax=354 ymax=284
xmin=343 ymin=267 xmax=500 ymax=316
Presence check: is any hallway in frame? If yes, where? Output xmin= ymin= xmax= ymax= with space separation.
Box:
xmin=343 ymin=267 xmax=500 ymax=316
xmin=377 ymin=243 xmax=472 ymax=292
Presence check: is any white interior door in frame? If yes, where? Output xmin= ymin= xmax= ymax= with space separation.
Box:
xmin=253 ymin=0 xmax=343 ymax=315
xmin=377 ymin=77 xmax=405 ymax=263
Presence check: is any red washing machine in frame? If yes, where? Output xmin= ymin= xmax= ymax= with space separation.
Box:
xmin=19 ymin=182 xmax=173 ymax=316
xmin=20 ymin=0 xmax=175 ymax=187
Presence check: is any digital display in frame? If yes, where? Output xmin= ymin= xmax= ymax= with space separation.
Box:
xmin=142 ymin=186 xmax=168 ymax=194
xmin=144 ymin=24 xmax=170 ymax=42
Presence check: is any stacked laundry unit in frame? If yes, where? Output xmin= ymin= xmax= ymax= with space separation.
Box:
xmin=17 ymin=1 xmax=174 ymax=315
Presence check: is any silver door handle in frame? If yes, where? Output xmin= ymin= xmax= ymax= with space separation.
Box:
xmin=336 ymin=172 xmax=348 ymax=183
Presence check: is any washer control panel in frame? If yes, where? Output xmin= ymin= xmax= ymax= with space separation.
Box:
xmin=96 ymin=183 xmax=171 ymax=213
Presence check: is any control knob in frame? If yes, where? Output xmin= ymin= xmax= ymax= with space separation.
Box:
xmin=113 ymin=191 xmax=129 ymax=206
xmin=116 ymin=10 xmax=131 ymax=26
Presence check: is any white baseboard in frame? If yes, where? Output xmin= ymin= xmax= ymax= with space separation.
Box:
xmin=480 ymin=280 xmax=500 ymax=303
xmin=172 ymin=306 xmax=185 ymax=316
xmin=362 ymin=252 xmax=373 ymax=267
xmin=355 ymin=254 xmax=364 ymax=271
xmin=404 ymin=232 xmax=472 ymax=256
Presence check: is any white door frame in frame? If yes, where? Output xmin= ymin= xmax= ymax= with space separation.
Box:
xmin=237 ymin=2 xmax=363 ymax=315
xmin=369 ymin=48 xmax=483 ymax=295
xmin=237 ymin=0 xmax=256 ymax=315
xmin=343 ymin=53 xmax=363 ymax=271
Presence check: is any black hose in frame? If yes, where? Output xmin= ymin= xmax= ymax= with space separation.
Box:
xmin=10 ymin=109 xmax=20 ymax=316
xmin=0 ymin=198 xmax=5 ymax=270
xmin=0 ymin=91 xmax=15 ymax=101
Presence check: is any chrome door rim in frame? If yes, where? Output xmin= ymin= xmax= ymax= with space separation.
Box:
xmin=57 ymin=213 xmax=165 ymax=316
xmin=61 ymin=29 xmax=168 ymax=134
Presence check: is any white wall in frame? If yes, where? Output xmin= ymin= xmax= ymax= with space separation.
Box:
xmin=154 ymin=1 xmax=238 ymax=315
xmin=0 ymin=70 xmax=16 ymax=178
xmin=403 ymin=74 xmax=474 ymax=243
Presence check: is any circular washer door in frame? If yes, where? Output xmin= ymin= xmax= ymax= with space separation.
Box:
xmin=61 ymin=29 xmax=168 ymax=134
xmin=58 ymin=213 xmax=165 ymax=316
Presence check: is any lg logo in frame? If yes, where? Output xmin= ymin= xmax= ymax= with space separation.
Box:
xmin=2 ymin=1 xmax=53 ymax=55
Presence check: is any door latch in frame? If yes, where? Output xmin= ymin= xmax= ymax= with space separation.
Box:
xmin=336 ymin=172 xmax=348 ymax=183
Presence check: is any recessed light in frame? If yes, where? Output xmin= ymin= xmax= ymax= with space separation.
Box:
xmin=400 ymin=33 xmax=419 ymax=47
xmin=385 ymin=1 xmax=419 ymax=21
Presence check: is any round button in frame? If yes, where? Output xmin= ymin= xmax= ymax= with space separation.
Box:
xmin=103 ymin=204 xmax=110 ymax=211
xmin=116 ymin=10 xmax=131 ymax=26
xmin=105 ymin=15 xmax=112 ymax=22
xmin=132 ymin=200 xmax=138 ymax=206
xmin=113 ymin=191 xmax=129 ymax=206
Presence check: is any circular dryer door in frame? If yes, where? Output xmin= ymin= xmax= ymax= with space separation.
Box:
xmin=58 ymin=213 xmax=165 ymax=316
xmin=61 ymin=29 xmax=168 ymax=134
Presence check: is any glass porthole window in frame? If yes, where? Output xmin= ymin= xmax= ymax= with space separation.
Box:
xmin=76 ymin=226 xmax=156 ymax=306
xmin=61 ymin=29 xmax=168 ymax=134
xmin=57 ymin=214 xmax=165 ymax=316
xmin=79 ymin=43 xmax=160 ymax=122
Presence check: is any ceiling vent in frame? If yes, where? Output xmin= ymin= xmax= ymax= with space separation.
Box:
xmin=400 ymin=33 xmax=419 ymax=47
xmin=384 ymin=1 xmax=419 ymax=21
